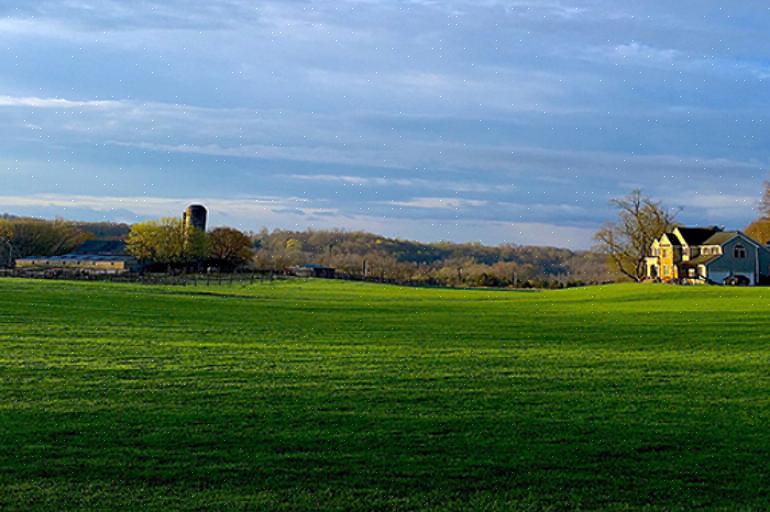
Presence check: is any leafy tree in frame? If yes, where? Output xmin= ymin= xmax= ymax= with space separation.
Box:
xmin=127 ymin=218 xmax=206 ymax=267
xmin=746 ymin=219 xmax=770 ymax=245
xmin=208 ymin=227 xmax=252 ymax=270
xmin=0 ymin=218 xmax=89 ymax=261
xmin=0 ymin=220 xmax=13 ymax=267
xmin=594 ymin=190 xmax=678 ymax=282
xmin=285 ymin=238 xmax=302 ymax=251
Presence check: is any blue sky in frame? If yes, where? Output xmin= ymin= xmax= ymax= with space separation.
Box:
xmin=0 ymin=1 xmax=768 ymax=249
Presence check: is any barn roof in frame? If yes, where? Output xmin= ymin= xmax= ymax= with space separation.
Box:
xmin=72 ymin=240 xmax=128 ymax=255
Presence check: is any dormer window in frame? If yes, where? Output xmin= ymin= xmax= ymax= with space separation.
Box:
xmin=734 ymin=244 xmax=747 ymax=259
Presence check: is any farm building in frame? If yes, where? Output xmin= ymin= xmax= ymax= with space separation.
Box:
xmin=645 ymin=226 xmax=770 ymax=285
xmin=290 ymin=264 xmax=336 ymax=279
xmin=15 ymin=240 xmax=138 ymax=275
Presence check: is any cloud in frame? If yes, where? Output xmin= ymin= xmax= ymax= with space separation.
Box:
xmin=0 ymin=95 xmax=120 ymax=109
xmin=389 ymin=197 xmax=488 ymax=209
xmin=0 ymin=1 xmax=255 ymax=33
xmin=1 ymin=2 xmax=769 ymax=250
xmin=0 ymin=193 xmax=597 ymax=248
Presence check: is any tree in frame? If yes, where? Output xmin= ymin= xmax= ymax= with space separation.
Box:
xmin=760 ymin=180 xmax=770 ymax=219
xmin=0 ymin=218 xmax=89 ymax=261
xmin=208 ymin=227 xmax=252 ymax=271
xmin=126 ymin=218 xmax=206 ymax=267
xmin=745 ymin=180 xmax=770 ymax=244
xmin=0 ymin=220 xmax=13 ymax=267
xmin=746 ymin=219 xmax=770 ymax=245
xmin=594 ymin=190 xmax=678 ymax=282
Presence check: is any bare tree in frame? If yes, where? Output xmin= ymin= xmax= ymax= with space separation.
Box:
xmin=759 ymin=180 xmax=770 ymax=219
xmin=745 ymin=179 xmax=770 ymax=244
xmin=594 ymin=190 xmax=678 ymax=282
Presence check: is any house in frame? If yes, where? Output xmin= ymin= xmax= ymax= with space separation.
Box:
xmin=645 ymin=226 xmax=770 ymax=285
xmin=15 ymin=240 xmax=138 ymax=275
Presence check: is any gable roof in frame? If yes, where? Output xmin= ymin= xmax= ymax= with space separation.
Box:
xmin=702 ymin=231 xmax=738 ymax=246
xmin=660 ymin=233 xmax=681 ymax=246
xmin=675 ymin=227 xmax=722 ymax=246
xmin=702 ymin=231 xmax=761 ymax=248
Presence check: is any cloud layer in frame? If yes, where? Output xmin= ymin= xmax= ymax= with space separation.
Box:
xmin=1 ymin=1 xmax=768 ymax=249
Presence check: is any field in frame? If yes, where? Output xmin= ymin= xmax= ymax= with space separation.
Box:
xmin=1 ymin=278 xmax=770 ymax=511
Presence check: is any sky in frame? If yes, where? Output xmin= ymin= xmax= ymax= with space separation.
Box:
xmin=0 ymin=1 xmax=768 ymax=249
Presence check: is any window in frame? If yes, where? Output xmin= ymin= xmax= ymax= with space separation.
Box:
xmin=662 ymin=249 xmax=668 ymax=258
xmin=663 ymin=265 xmax=670 ymax=276
xmin=734 ymin=244 xmax=747 ymax=259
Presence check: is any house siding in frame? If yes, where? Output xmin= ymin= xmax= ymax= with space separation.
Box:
xmin=658 ymin=235 xmax=679 ymax=282
xmin=705 ymin=236 xmax=758 ymax=284
xmin=760 ymin=246 xmax=770 ymax=282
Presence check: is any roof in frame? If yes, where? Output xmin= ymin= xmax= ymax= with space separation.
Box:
xmin=682 ymin=254 xmax=721 ymax=267
xmin=73 ymin=240 xmax=128 ymax=255
xmin=660 ymin=233 xmax=681 ymax=246
xmin=702 ymin=231 xmax=739 ymax=246
xmin=301 ymin=264 xmax=335 ymax=269
xmin=18 ymin=254 xmax=133 ymax=262
xmin=675 ymin=227 xmax=722 ymax=246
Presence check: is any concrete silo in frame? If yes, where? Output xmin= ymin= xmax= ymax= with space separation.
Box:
xmin=183 ymin=204 xmax=207 ymax=233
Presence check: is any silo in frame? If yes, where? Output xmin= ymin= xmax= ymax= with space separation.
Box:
xmin=183 ymin=204 xmax=207 ymax=233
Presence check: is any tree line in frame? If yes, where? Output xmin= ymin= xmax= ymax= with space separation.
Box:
xmin=250 ymin=229 xmax=612 ymax=287
xmin=0 ymin=216 xmax=92 ymax=267
xmin=4 ymin=180 xmax=768 ymax=287
xmin=127 ymin=218 xmax=613 ymax=287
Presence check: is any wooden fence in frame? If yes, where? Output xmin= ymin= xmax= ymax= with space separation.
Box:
xmin=0 ymin=269 xmax=286 ymax=287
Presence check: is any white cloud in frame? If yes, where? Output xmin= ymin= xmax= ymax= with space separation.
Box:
xmin=579 ymin=42 xmax=684 ymax=67
xmin=0 ymin=95 xmax=120 ymax=109
xmin=389 ymin=197 xmax=488 ymax=209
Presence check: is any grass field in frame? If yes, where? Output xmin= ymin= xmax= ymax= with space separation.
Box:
xmin=1 ymin=278 xmax=770 ymax=511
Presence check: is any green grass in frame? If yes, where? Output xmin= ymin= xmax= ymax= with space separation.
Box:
xmin=1 ymin=278 xmax=770 ymax=511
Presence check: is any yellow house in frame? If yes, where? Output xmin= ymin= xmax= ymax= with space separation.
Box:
xmin=646 ymin=226 xmax=769 ymax=285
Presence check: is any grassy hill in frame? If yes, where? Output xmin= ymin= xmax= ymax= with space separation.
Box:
xmin=1 ymin=279 xmax=769 ymax=510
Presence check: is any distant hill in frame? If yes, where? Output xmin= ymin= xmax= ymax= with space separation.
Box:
xmin=2 ymin=213 xmax=610 ymax=286
xmin=253 ymin=229 xmax=612 ymax=287
xmin=72 ymin=221 xmax=130 ymax=240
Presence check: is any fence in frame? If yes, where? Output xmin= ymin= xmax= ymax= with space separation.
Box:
xmin=0 ymin=268 xmax=592 ymax=290
xmin=0 ymin=269 xmax=287 ymax=287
